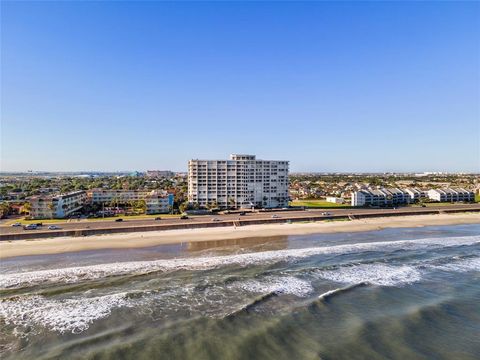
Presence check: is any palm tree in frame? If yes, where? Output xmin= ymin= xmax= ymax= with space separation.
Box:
xmin=0 ymin=202 xmax=11 ymax=219
xmin=207 ymin=200 xmax=218 ymax=210
xmin=228 ymin=197 xmax=236 ymax=209
xmin=179 ymin=201 xmax=189 ymax=213
xmin=47 ymin=203 xmax=56 ymax=219
xmin=22 ymin=202 xmax=31 ymax=215
xmin=135 ymin=200 xmax=147 ymax=214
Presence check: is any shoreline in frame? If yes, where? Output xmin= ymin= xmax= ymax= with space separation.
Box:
xmin=0 ymin=213 xmax=479 ymax=259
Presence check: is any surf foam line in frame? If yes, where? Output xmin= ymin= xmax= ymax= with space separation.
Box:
xmin=317 ymin=282 xmax=369 ymax=302
xmin=313 ymin=263 xmax=423 ymax=286
xmin=429 ymin=257 xmax=480 ymax=273
xmin=1 ymin=235 xmax=479 ymax=289
xmin=231 ymin=276 xmax=314 ymax=297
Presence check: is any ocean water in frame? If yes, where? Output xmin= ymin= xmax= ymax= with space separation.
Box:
xmin=1 ymin=224 xmax=479 ymax=359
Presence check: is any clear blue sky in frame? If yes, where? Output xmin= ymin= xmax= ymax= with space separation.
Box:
xmin=1 ymin=1 xmax=479 ymax=172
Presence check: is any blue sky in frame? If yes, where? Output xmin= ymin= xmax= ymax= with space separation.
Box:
xmin=1 ymin=1 xmax=479 ymax=172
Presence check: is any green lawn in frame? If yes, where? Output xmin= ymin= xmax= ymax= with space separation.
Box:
xmin=476 ymin=194 xmax=480 ymax=203
xmin=289 ymin=200 xmax=353 ymax=209
xmin=4 ymin=218 xmax=69 ymax=225
xmin=408 ymin=202 xmax=477 ymax=207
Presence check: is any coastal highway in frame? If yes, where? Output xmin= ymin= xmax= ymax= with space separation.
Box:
xmin=1 ymin=204 xmax=480 ymax=240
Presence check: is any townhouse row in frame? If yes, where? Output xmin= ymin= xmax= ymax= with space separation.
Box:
xmin=351 ymin=187 xmax=474 ymax=207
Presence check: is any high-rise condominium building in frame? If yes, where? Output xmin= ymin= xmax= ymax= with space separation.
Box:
xmin=188 ymin=154 xmax=289 ymax=209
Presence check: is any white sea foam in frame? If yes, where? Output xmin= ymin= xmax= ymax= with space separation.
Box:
xmin=234 ymin=276 xmax=313 ymax=297
xmin=1 ymin=235 xmax=478 ymax=289
xmin=315 ymin=264 xmax=422 ymax=286
xmin=0 ymin=293 xmax=134 ymax=334
xmin=431 ymin=257 xmax=480 ymax=273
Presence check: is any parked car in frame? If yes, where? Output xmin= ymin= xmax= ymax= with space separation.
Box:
xmin=180 ymin=215 xmax=189 ymax=220
xmin=24 ymin=224 xmax=38 ymax=230
xmin=11 ymin=222 xmax=22 ymax=227
xmin=211 ymin=218 xmax=220 ymax=222
xmin=115 ymin=218 xmax=123 ymax=222
xmin=154 ymin=217 xmax=162 ymax=221
xmin=48 ymin=225 xmax=61 ymax=230
xmin=271 ymin=214 xmax=280 ymax=218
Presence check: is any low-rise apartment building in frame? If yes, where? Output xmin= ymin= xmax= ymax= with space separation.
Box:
xmin=427 ymin=188 xmax=474 ymax=202
xmin=29 ymin=190 xmax=87 ymax=219
xmin=188 ymin=154 xmax=289 ymax=209
xmin=404 ymin=188 xmax=427 ymax=202
xmin=352 ymin=187 xmax=474 ymax=207
xmin=146 ymin=170 xmax=175 ymax=178
xmin=87 ymin=189 xmax=174 ymax=214
xmin=351 ymin=188 xmax=411 ymax=207
xmin=144 ymin=192 xmax=174 ymax=214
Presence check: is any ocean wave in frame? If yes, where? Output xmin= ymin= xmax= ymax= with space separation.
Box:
xmin=0 ymin=293 xmax=134 ymax=334
xmin=430 ymin=257 xmax=480 ymax=273
xmin=317 ymin=282 xmax=369 ymax=301
xmin=225 ymin=291 xmax=279 ymax=319
xmin=1 ymin=235 xmax=478 ymax=289
xmin=233 ymin=276 xmax=313 ymax=297
xmin=313 ymin=264 xmax=422 ymax=286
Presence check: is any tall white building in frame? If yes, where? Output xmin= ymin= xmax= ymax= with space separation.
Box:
xmin=188 ymin=154 xmax=289 ymax=209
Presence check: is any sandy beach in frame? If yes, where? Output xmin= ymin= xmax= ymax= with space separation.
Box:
xmin=0 ymin=213 xmax=479 ymax=259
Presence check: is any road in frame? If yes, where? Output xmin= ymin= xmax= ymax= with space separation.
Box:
xmin=2 ymin=204 xmax=480 ymax=238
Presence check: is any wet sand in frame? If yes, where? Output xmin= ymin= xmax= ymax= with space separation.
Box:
xmin=0 ymin=213 xmax=479 ymax=259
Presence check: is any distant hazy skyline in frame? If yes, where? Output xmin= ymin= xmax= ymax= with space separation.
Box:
xmin=1 ymin=1 xmax=479 ymax=173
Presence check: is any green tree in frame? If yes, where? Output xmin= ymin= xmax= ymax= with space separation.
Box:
xmin=0 ymin=202 xmax=11 ymax=218
xmin=179 ymin=201 xmax=189 ymax=213
xmin=207 ymin=200 xmax=218 ymax=210
xmin=22 ymin=202 xmax=31 ymax=215
xmin=47 ymin=203 xmax=56 ymax=219
xmin=134 ymin=200 xmax=147 ymax=214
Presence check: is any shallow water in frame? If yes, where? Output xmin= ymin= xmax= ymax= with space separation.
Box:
xmin=1 ymin=224 xmax=479 ymax=359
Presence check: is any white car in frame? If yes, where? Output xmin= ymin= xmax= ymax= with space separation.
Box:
xmin=11 ymin=222 xmax=22 ymax=227
xmin=271 ymin=214 xmax=280 ymax=218
xmin=48 ymin=225 xmax=61 ymax=230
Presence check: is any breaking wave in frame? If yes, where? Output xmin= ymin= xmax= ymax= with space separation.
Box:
xmin=430 ymin=257 xmax=480 ymax=273
xmin=314 ymin=264 xmax=422 ymax=286
xmin=233 ymin=276 xmax=313 ymax=297
xmin=0 ymin=293 xmax=134 ymax=334
xmin=317 ymin=282 xmax=369 ymax=301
